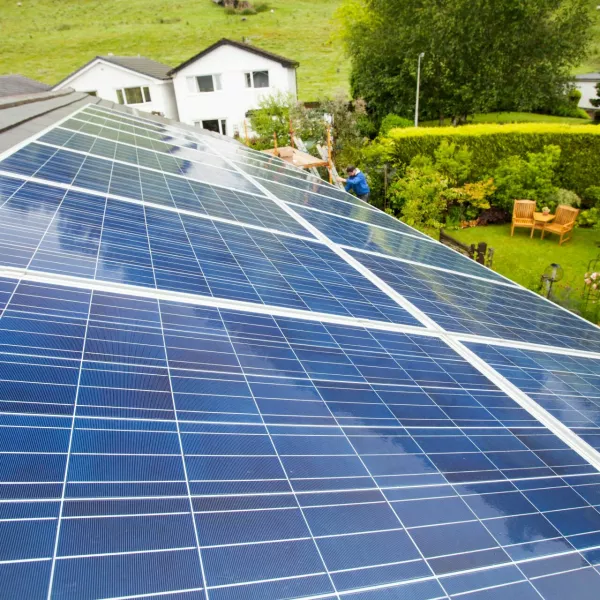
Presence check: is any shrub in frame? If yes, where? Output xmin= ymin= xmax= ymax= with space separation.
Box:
xmin=579 ymin=207 xmax=600 ymax=228
xmin=448 ymin=178 xmax=496 ymax=221
xmin=552 ymin=106 xmax=590 ymax=119
xmin=388 ymin=141 xmax=488 ymax=228
xmin=568 ymin=88 xmax=582 ymax=107
xmin=433 ymin=140 xmax=472 ymax=185
xmin=379 ymin=114 xmax=413 ymax=137
xmin=478 ymin=207 xmax=509 ymax=225
xmin=544 ymin=188 xmax=581 ymax=211
xmin=387 ymin=123 xmax=600 ymax=196
xmin=492 ymin=145 xmax=561 ymax=212
xmin=583 ymin=186 xmax=600 ymax=208
xmin=254 ymin=2 xmax=270 ymax=12
xmin=389 ymin=158 xmax=447 ymax=229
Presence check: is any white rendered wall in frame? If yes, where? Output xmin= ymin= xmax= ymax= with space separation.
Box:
xmin=576 ymin=79 xmax=600 ymax=110
xmin=172 ymin=44 xmax=297 ymax=136
xmin=54 ymin=61 xmax=179 ymax=120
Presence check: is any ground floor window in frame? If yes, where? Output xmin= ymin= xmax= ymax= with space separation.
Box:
xmin=116 ymin=86 xmax=151 ymax=105
xmin=195 ymin=119 xmax=227 ymax=136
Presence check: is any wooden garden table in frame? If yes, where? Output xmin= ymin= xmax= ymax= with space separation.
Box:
xmin=531 ymin=212 xmax=555 ymax=238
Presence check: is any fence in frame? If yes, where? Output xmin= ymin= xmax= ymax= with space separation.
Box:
xmin=439 ymin=229 xmax=494 ymax=267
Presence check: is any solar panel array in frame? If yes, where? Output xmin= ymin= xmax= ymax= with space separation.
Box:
xmin=0 ymin=101 xmax=600 ymax=600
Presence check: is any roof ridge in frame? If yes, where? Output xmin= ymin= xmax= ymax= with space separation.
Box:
xmin=168 ymin=37 xmax=299 ymax=75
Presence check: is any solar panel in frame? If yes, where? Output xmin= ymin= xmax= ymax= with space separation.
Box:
xmin=1 ymin=100 xmax=600 ymax=600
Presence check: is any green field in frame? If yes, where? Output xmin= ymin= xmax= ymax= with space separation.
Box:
xmin=0 ymin=0 xmax=598 ymax=103
xmin=578 ymin=0 xmax=600 ymax=74
xmin=0 ymin=0 xmax=348 ymax=101
xmin=449 ymin=224 xmax=600 ymax=297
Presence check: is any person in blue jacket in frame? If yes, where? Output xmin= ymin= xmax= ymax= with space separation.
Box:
xmin=339 ymin=165 xmax=370 ymax=201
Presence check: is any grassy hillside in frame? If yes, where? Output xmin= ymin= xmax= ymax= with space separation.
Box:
xmin=0 ymin=0 xmax=598 ymax=102
xmin=0 ymin=0 xmax=348 ymax=101
xmin=578 ymin=0 xmax=600 ymax=74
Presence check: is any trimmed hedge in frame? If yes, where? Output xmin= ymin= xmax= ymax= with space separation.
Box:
xmin=388 ymin=123 xmax=600 ymax=196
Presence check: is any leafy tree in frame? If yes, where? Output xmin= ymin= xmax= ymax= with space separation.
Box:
xmin=340 ymin=0 xmax=592 ymax=123
xmin=247 ymin=92 xmax=296 ymax=148
xmin=248 ymin=92 xmax=329 ymax=149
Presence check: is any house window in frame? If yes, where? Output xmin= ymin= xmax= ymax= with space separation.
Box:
xmin=245 ymin=70 xmax=269 ymax=89
xmin=186 ymin=74 xmax=222 ymax=93
xmin=195 ymin=119 xmax=227 ymax=136
xmin=116 ymin=86 xmax=151 ymax=105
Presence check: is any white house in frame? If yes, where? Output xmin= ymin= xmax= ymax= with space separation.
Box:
xmin=53 ymin=55 xmax=179 ymax=120
xmin=575 ymin=72 xmax=600 ymax=112
xmin=168 ymin=39 xmax=299 ymax=136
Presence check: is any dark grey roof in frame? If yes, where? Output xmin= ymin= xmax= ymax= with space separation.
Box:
xmin=575 ymin=72 xmax=600 ymax=81
xmin=54 ymin=55 xmax=172 ymax=87
xmin=0 ymin=75 xmax=52 ymax=98
xmin=169 ymin=38 xmax=299 ymax=75
xmin=98 ymin=56 xmax=172 ymax=80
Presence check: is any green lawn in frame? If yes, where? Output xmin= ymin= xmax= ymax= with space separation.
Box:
xmin=422 ymin=112 xmax=592 ymax=127
xmin=0 ymin=0 xmax=348 ymax=101
xmin=449 ymin=224 xmax=600 ymax=300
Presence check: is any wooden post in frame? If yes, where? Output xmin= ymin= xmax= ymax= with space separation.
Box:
xmin=273 ymin=132 xmax=278 ymax=157
xmin=243 ymin=120 xmax=249 ymax=146
xmin=289 ymin=118 xmax=295 ymax=149
xmin=476 ymin=242 xmax=487 ymax=265
xmin=327 ymin=125 xmax=333 ymax=185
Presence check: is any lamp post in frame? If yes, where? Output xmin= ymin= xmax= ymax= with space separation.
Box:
xmin=541 ymin=263 xmax=564 ymax=299
xmin=415 ymin=52 xmax=425 ymax=127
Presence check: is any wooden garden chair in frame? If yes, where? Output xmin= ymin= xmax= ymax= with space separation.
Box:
xmin=541 ymin=205 xmax=580 ymax=245
xmin=511 ymin=200 xmax=536 ymax=236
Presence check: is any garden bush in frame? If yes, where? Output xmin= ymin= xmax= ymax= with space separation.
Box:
xmin=492 ymin=145 xmax=561 ymax=212
xmin=387 ymin=123 xmax=600 ymax=196
xmin=545 ymin=188 xmax=581 ymax=211
xmin=583 ymin=186 xmax=600 ymax=208
xmin=379 ymin=114 xmax=413 ymax=137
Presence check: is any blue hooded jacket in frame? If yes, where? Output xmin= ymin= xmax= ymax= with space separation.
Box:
xmin=345 ymin=169 xmax=370 ymax=196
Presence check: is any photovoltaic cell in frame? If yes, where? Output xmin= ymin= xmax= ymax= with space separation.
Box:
xmin=2 ymin=279 xmax=600 ymax=599
xmin=350 ymin=249 xmax=600 ymax=353
xmin=1 ymin=140 xmax=259 ymax=194
xmin=0 ymin=178 xmax=418 ymax=325
xmin=2 ymin=102 xmax=600 ymax=600
xmin=468 ymin=343 xmax=600 ymax=451
xmin=292 ymin=203 xmax=511 ymax=284
xmin=0 ymin=154 xmax=313 ymax=238
xmin=263 ymin=178 xmax=432 ymax=240
xmin=47 ymin=124 xmax=235 ymax=172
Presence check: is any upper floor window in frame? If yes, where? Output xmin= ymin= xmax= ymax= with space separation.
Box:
xmin=187 ymin=74 xmax=222 ymax=93
xmin=116 ymin=86 xmax=151 ymax=105
xmin=245 ymin=71 xmax=269 ymax=89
